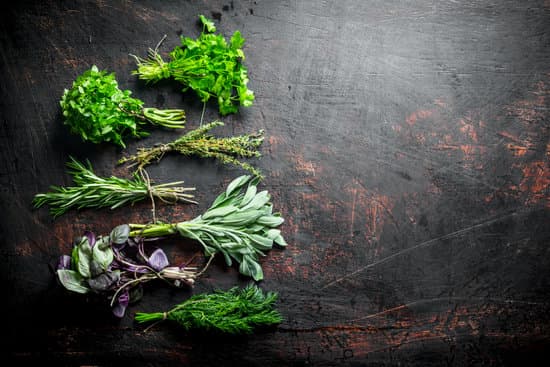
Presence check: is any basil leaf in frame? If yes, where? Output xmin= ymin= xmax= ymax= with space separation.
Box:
xmin=77 ymin=238 xmax=93 ymax=278
xmin=87 ymin=270 xmax=120 ymax=291
xmin=110 ymin=224 xmax=130 ymax=244
xmin=57 ymin=269 xmax=90 ymax=294
xmin=112 ymin=289 xmax=130 ymax=318
xmin=148 ymin=248 xmax=169 ymax=271
xmin=89 ymin=260 xmax=104 ymax=278
xmin=57 ymin=255 xmax=72 ymax=270
xmin=92 ymin=243 xmax=114 ymax=271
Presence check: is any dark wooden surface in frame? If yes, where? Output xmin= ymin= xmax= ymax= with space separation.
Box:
xmin=2 ymin=0 xmax=549 ymax=365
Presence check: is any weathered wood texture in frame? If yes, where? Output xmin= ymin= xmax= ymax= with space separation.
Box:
xmin=1 ymin=0 xmax=549 ymax=365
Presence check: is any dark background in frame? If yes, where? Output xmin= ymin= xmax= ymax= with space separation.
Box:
xmin=1 ymin=0 xmax=549 ymax=365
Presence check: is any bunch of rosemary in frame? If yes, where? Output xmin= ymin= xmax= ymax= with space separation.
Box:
xmin=132 ymin=15 xmax=254 ymax=115
xmin=129 ymin=175 xmax=287 ymax=281
xmin=33 ymin=157 xmax=196 ymax=218
xmin=119 ymin=121 xmax=264 ymax=177
xmin=61 ymin=65 xmax=186 ymax=147
xmin=135 ymin=284 xmax=282 ymax=334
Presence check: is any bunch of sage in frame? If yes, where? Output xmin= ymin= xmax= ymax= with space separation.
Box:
xmin=129 ymin=175 xmax=287 ymax=281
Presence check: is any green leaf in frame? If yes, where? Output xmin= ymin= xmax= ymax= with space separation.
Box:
xmin=202 ymin=205 xmax=239 ymax=220
xmin=87 ymin=270 xmax=120 ymax=291
xmin=241 ymin=184 xmax=257 ymax=206
xmin=242 ymin=191 xmax=270 ymax=210
xmin=57 ymin=269 xmax=90 ymax=294
xmin=256 ymin=215 xmax=284 ymax=227
xmin=110 ymin=224 xmax=130 ymax=244
xmin=95 ymin=235 xmax=110 ymax=250
xmin=210 ymin=192 xmax=229 ymax=209
xmin=265 ymin=229 xmax=281 ymax=240
xmin=230 ymin=31 xmax=245 ymax=49
xmin=92 ymin=243 xmax=114 ymax=271
xmin=77 ymin=237 xmax=93 ymax=278
xmin=274 ymin=234 xmax=288 ymax=247
xmin=239 ymin=256 xmax=263 ymax=281
xmin=216 ymin=209 xmax=263 ymax=226
xmin=226 ymin=175 xmax=250 ymax=197
xmin=199 ymin=14 xmax=216 ymax=33
xmin=248 ymin=234 xmax=273 ymax=250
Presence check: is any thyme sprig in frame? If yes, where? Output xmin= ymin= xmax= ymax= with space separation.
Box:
xmin=119 ymin=121 xmax=264 ymax=177
xmin=33 ymin=157 xmax=196 ymax=218
xmin=129 ymin=175 xmax=287 ymax=281
xmin=61 ymin=65 xmax=186 ymax=147
xmin=135 ymin=284 xmax=282 ymax=334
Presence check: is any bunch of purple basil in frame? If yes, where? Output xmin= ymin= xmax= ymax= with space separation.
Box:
xmin=56 ymin=224 xmax=198 ymax=317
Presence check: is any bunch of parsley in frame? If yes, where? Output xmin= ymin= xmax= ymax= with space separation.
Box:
xmin=133 ymin=15 xmax=254 ymax=115
xmin=61 ymin=65 xmax=186 ymax=147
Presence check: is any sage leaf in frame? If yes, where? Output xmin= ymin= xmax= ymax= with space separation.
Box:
xmin=226 ymin=175 xmax=250 ymax=197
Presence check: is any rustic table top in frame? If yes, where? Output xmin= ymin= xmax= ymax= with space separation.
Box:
xmin=2 ymin=1 xmax=549 ymax=365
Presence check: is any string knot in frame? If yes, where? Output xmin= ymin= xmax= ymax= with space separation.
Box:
xmin=139 ymin=168 xmax=157 ymax=223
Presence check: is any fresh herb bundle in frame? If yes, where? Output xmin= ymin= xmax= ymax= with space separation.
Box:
xmin=132 ymin=15 xmax=254 ymax=115
xmin=119 ymin=121 xmax=264 ymax=177
xmin=129 ymin=175 xmax=287 ymax=281
xmin=33 ymin=157 xmax=196 ymax=218
xmin=135 ymin=284 xmax=282 ymax=334
xmin=56 ymin=225 xmax=203 ymax=317
xmin=61 ymin=65 xmax=186 ymax=147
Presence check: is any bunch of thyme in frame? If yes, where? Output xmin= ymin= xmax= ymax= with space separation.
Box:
xmin=33 ymin=157 xmax=196 ymax=218
xmin=119 ymin=121 xmax=264 ymax=177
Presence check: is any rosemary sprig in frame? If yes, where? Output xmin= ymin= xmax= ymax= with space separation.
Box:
xmin=33 ymin=157 xmax=196 ymax=218
xmin=135 ymin=284 xmax=282 ymax=334
xmin=119 ymin=121 xmax=264 ymax=177
xmin=128 ymin=175 xmax=287 ymax=281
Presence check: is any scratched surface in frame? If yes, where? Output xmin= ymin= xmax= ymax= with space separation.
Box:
xmin=1 ymin=0 xmax=550 ymax=365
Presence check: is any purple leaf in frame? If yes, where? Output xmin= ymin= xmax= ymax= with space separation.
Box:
xmin=87 ymin=270 xmax=120 ymax=291
xmin=84 ymin=231 xmax=96 ymax=248
xmin=57 ymin=255 xmax=72 ymax=270
xmin=148 ymin=248 xmax=169 ymax=271
xmin=112 ymin=289 xmax=129 ymax=318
